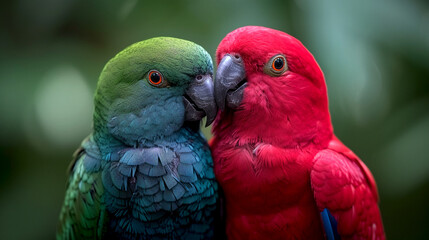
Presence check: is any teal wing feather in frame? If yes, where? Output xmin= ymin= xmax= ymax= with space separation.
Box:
xmin=57 ymin=139 xmax=107 ymax=240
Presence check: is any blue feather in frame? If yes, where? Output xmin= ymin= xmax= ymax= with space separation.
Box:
xmin=321 ymin=208 xmax=341 ymax=240
xmin=162 ymin=174 xmax=178 ymax=189
xmin=179 ymin=152 xmax=196 ymax=164
xmin=178 ymin=163 xmax=194 ymax=177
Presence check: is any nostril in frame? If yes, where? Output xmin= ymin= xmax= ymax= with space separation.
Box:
xmin=231 ymin=53 xmax=242 ymax=63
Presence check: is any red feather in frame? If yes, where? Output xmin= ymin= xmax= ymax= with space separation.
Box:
xmin=211 ymin=26 xmax=385 ymax=240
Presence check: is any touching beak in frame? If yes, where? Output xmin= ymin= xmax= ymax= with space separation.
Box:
xmin=183 ymin=74 xmax=217 ymax=127
xmin=214 ymin=54 xmax=247 ymax=111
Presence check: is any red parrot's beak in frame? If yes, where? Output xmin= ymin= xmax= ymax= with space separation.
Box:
xmin=215 ymin=54 xmax=247 ymax=111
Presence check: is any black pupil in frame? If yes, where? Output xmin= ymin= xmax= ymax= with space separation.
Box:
xmin=151 ymin=72 xmax=161 ymax=83
xmin=274 ymin=58 xmax=284 ymax=70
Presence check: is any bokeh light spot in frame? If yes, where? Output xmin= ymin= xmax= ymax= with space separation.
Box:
xmin=34 ymin=66 xmax=93 ymax=147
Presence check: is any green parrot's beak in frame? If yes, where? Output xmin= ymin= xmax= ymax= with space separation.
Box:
xmin=183 ymin=74 xmax=217 ymax=127
xmin=214 ymin=54 xmax=247 ymax=111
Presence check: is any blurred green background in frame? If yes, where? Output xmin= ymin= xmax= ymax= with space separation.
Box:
xmin=1 ymin=0 xmax=428 ymax=239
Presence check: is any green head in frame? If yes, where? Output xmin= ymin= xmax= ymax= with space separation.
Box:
xmin=93 ymin=37 xmax=216 ymax=145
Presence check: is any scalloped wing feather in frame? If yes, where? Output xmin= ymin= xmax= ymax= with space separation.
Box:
xmin=57 ymin=149 xmax=106 ymax=240
xmin=311 ymin=137 xmax=385 ymax=240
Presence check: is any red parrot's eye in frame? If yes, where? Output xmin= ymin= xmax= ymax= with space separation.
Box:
xmin=264 ymin=54 xmax=288 ymax=77
xmin=272 ymin=57 xmax=285 ymax=71
xmin=148 ymin=70 xmax=164 ymax=86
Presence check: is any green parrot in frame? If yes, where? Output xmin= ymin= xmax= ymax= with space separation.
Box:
xmin=57 ymin=37 xmax=218 ymax=239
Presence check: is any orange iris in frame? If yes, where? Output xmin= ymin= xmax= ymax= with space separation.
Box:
xmin=272 ymin=56 xmax=285 ymax=72
xmin=148 ymin=70 xmax=163 ymax=85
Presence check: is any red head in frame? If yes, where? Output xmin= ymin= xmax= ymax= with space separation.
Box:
xmin=213 ymin=26 xmax=333 ymax=148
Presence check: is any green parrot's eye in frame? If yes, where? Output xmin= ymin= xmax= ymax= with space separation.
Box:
xmin=148 ymin=70 xmax=167 ymax=87
xmin=264 ymin=54 xmax=288 ymax=77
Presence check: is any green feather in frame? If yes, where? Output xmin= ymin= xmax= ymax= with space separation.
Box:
xmin=57 ymin=148 xmax=107 ymax=239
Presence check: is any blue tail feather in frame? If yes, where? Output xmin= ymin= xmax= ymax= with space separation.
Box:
xmin=321 ymin=208 xmax=341 ymax=240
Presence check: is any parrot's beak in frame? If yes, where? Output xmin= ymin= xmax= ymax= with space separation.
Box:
xmin=215 ymin=54 xmax=247 ymax=111
xmin=183 ymin=74 xmax=217 ymax=127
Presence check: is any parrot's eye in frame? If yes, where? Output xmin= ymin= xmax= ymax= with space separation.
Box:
xmin=264 ymin=54 xmax=288 ymax=77
xmin=273 ymin=57 xmax=284 ymax=71
xmin=148 ymin=70 xmax=166 ymax=87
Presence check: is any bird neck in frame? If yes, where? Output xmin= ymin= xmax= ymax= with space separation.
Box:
xmin=92 ymin=122 xmax=202 ymax=158
xmin=213 ymin=100 xmax=333 ymax=149
xmin=92 ymin=92 xmax=187 ymax=148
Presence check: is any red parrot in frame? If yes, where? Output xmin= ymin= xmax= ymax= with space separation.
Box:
xmin=211 ymin=26 xmax=385 ymax=240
